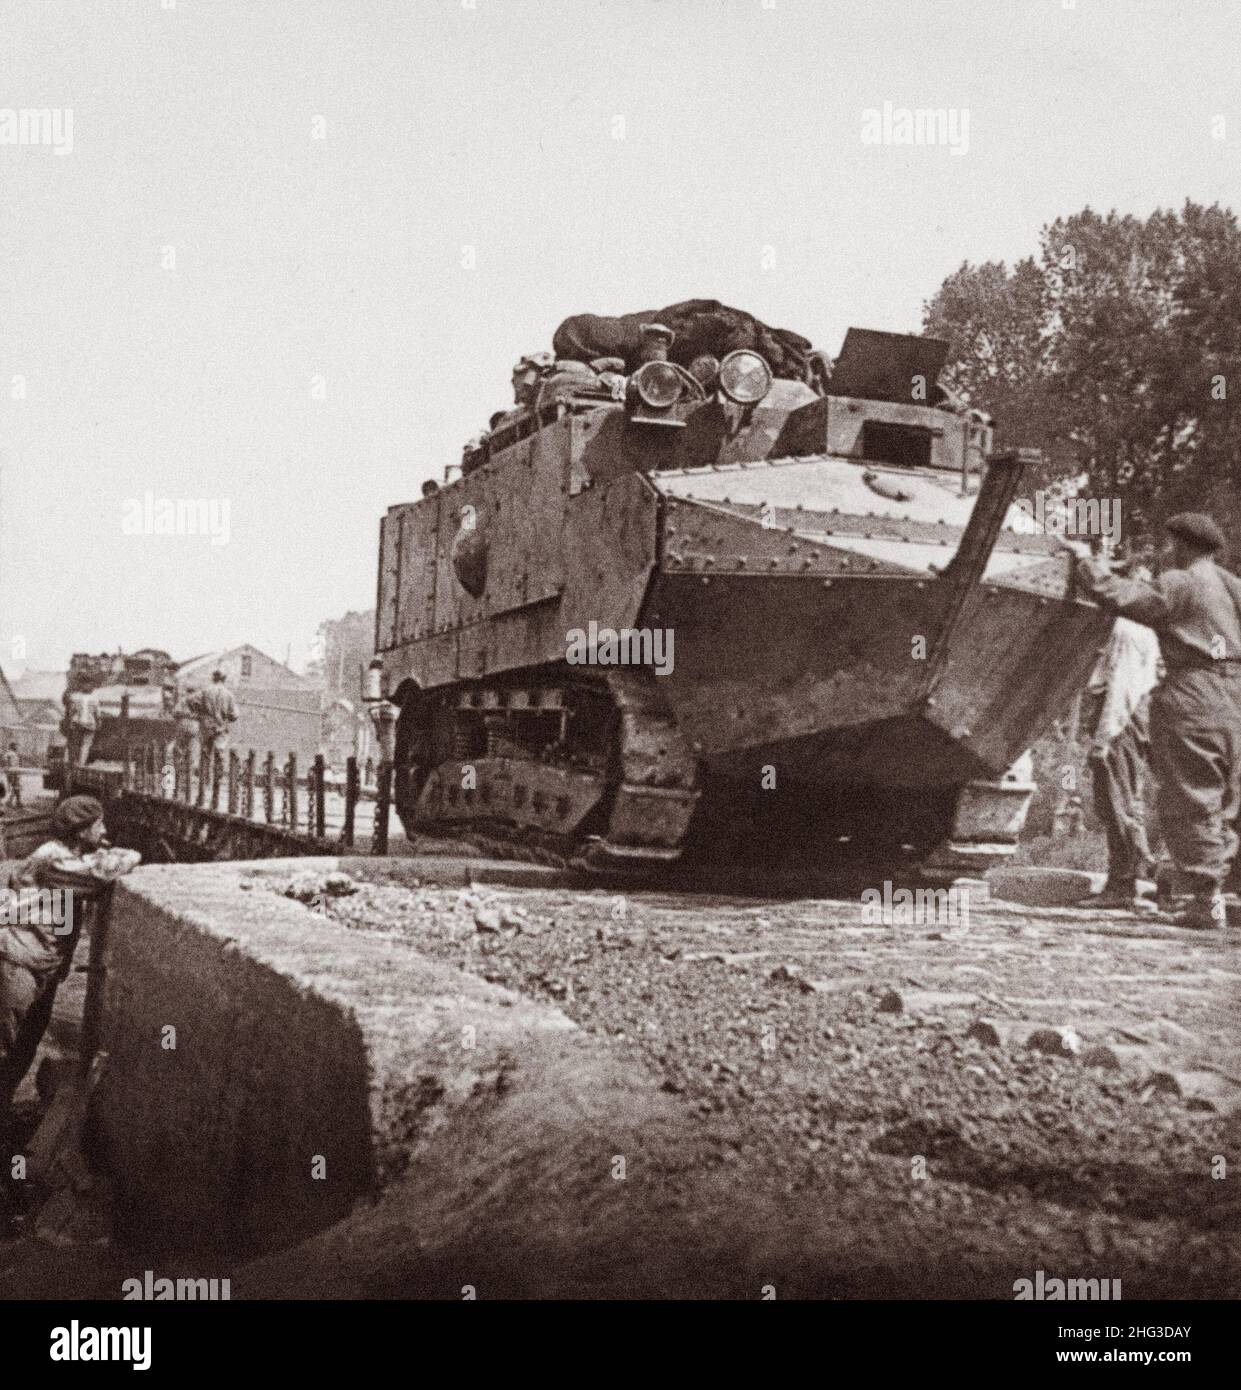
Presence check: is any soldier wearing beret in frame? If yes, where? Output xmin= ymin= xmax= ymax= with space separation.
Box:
xmin=0 ymin=796 xmax=141 ymax=1112
xmin=1065 ymin=513 xmax=1241 ymax=929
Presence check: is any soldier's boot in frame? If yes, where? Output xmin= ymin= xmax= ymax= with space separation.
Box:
xmin=1168 ymin=892 xmax=1227 ymax=931
xmin=1080 ymin=878 xmax=1141 ymax=910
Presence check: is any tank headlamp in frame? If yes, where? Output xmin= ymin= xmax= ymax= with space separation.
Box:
xmin=718 ymin=349 xmax=773 ymax=405
xmin=633 ymin=360 xmax=684 ymax=410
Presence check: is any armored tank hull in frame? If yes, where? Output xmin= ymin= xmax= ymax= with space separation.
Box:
xmin=374 ymin=324 xmax=1109 ymax=880
xmin=49 ymin=648 xmax=180 ymax=792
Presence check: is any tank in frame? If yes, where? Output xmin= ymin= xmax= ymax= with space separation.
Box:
xmin=61 ymin=648 xmax=179 ymax=766
xmin=373 ymin=317 xmax=1110 ymax=881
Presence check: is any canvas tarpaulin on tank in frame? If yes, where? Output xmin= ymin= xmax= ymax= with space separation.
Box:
xmin=552 ymin=299 xmax=812 ymax=380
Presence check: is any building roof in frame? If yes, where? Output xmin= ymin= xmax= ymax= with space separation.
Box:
xmin=8 ymin=668 xmax=67 ymax=702
xmin=177 ymin=643 xmax=316 ymax=689
xmin=17 ymin=698 xmax=61 ymax=725
xmin=0 ymin=664 xmax=21 ymax=724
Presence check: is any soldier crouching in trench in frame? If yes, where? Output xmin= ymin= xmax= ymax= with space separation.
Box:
xmin=1064 ymin=513 xmax=1241 ymax=929
xmin=0 ymin=796 xmax=141 ymax=1119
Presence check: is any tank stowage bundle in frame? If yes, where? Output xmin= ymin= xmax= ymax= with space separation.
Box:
xmin=375 ymin=304 xmax=1107 ymax=881
xmin=553 ymin=299 xmax=813 ymax=379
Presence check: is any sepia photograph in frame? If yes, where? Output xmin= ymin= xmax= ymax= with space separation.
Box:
xmin=1 ymin=0 xmax=1236 ymax=1367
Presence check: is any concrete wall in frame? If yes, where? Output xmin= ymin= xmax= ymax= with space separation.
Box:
xmin=89 ymin=857 xmax=596 ymax=1260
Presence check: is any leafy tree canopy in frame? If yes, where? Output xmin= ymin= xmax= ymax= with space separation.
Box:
xmin=923 ymin=201 xmax=1241 ymax=555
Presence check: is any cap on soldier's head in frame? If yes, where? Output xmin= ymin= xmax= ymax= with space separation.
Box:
xmin=54 ymin=794 xmax=104 ymax=835
xmin=1166 ymin=512 xmax=1225 ymax=552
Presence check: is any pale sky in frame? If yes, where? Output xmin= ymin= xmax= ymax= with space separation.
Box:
xmin=2 ymin=0 xmax=1237 ymax=674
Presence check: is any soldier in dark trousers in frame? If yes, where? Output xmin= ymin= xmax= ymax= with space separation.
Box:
xmin=1066 ymin=513 xmax=1241 ymax=929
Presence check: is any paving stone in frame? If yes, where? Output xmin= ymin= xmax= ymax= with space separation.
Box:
xmin=1025 ymin=1026 xmax=1082 ymax=1056
xmin=966 ymin=1018 xmax=1082 ymax=1055
xmin=966 ymin=1018 xmax=1023 ymax=1049
xmin=987 ymin=866 xmax=1103 ymax=907
xmin=1146 ymin=1069 xmax=1241 ymax=1113
xmin=474 ymin=906 xmax=504 ymax=933
xmin=1081 ymin=1043 xmax=1153 ymax=1072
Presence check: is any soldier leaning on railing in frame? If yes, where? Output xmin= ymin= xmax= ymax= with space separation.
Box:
xmin=0 ymin=796 xmax=141 ymax=1114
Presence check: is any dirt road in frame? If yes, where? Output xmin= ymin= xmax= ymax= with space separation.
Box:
xmin=234 ymin=874 xmax=1241 ymax=1299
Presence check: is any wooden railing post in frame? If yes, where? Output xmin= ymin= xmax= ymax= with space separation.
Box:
xmin=286 ymin=754 xmax=298 ymax=831
xmin=227 ymin=750 xmax=239 ymax=815
xmin=210 ymin=748 xmax=223 ymax=811
xmin=244 ymin=749 xmax=256 ymax=819
xmin=343 ymin=755 xmax=358 ymax=847
xmin=372 ymin=760 xmax=392 ymax=855
xmin=119 ymin=693 xmax=131 ymax=789
xmin=263 ymin=751 xmax=275 ymax=823
xmin=313 ymin=753 xmax=326 ymax=839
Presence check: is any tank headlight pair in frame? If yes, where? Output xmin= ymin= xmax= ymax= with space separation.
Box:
xmin=630 ymin=348 xmax=772 ymax=413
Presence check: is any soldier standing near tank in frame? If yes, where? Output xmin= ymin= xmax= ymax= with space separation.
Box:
xmin=196 ymin=670 xmax=238 ymax=796
xmin=1065 ymin=513 xmax=1241 ymax=929
xmin=63 ymin=686 xmax=99 ymax=768
xmin=170 ymin=684 xmax=202 ymax=786
xmin=1077 ymin=572 xmax=1162 ymax=909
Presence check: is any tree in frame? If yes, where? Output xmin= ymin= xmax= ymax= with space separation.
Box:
xmin=924 ymin=201 xmax=1241 ymax=556
xmin=312 ymin=610 xmax=375 ymax=703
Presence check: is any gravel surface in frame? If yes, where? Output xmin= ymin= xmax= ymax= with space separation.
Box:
xmin=303 ymin=875 xmax=1241 ymax=1298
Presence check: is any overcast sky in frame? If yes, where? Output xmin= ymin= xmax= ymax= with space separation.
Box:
xmin=2 ymin=0 xmax=1237 ymax=674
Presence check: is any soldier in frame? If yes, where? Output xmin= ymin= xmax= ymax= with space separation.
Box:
xmin=1079 ymin=595 xmax=1162 ymax=908
xmin=2 ymin=744 xmax=21 ymax=809
xmin=63 ymin=686 xmax=99 ymax=767
xmin=196 ymin=670 xmax=238 ymax=793
xmin=1065 ymin=513 xmax=1241 ymax=928
xmin=1 ymin=796 xmax=140 ymax=1112
xmin=169 ymin=685 xmax=202 ymax=788
xmin=468 ymin=353 xmax=557 ymax=465
xmin=511 ymin=350 xmax=554 ymax=409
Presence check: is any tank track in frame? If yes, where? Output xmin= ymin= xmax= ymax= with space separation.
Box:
xmin=396 ymin=667 xmax=700 ymax=871
xmin=397 ymin=668 xmax=1023 ymax=886
xmin=585 ymin=668 xmax=699 ymax=866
